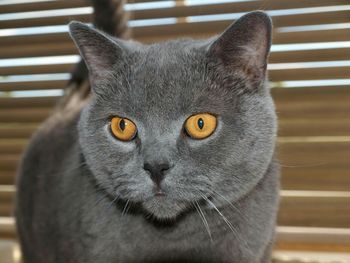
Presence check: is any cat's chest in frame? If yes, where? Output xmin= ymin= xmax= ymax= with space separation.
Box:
xmin=76 ymin=204 xmax=242 ymax=262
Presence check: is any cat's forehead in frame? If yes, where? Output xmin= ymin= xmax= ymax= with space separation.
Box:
xmin=105 ymin=40 xmax=235 ymax=120
xmin=124 ymin=42 xmax=206 ymax=112
xmin=134 ymin=41 xmax=204 ymax=76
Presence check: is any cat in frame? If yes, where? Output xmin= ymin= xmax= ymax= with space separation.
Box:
xmin=15 ymin=11 xmax=279 ymax=263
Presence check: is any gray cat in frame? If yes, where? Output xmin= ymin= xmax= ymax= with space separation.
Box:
xmin=15 ymin=11 xmax=279 ymax=263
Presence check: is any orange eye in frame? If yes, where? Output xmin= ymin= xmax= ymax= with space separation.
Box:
xmin=184 ymin=113 xmax=217 ymax=139
xmin=110 ymin=116 xmax=137 ymax=141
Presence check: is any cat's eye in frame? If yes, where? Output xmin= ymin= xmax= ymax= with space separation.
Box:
xmin=184 ymin=113 xmax=217 ymax=139
xmin=110 ymin=116 xmax=137 ymax=141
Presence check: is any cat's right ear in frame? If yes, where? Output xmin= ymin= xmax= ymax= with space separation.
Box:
xmin=69 ymin=21 xmax=123 ymax=79
xmin=208 ymin=11 xmax=272 ymax=85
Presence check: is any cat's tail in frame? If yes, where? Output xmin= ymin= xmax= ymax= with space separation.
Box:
xmin=56 ymin=0 xmax=129 ymax=110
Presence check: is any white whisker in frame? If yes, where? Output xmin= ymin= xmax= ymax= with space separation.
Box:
xmin=194 ymin=201 xmax=213 ymax=243
xmin=107 ymin=195 xmax=119 ymax=210
xmin=122 ymin=199 xmax=130 ymax=216
xmin=201 ymin=194 xmax=251 ymax=255
xmin=211 ymin=190 xmax=251 ymax=226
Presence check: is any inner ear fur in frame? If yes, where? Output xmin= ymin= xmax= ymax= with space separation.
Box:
xmin=208 ymin=11 xmax=272 ymax=83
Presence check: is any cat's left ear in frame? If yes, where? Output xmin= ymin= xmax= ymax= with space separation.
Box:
xmin=69 ymin=21 xmax=123 ymax=78
xmin=208 ymin=11 xmax=272 ymax=83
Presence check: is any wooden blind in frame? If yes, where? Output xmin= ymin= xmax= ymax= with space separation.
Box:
xmin=0 ymin=0 xmax=350 ymax=262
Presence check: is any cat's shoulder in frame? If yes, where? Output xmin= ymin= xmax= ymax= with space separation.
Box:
xmin=18 ymin=102 xmax=83 ymax=177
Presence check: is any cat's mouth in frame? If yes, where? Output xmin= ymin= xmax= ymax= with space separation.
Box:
xmin=154 ymin=187 xmax=166 ymax=197
xmin=142 ymin=195 xmax=188 ymax=220
xmin=141 ymin=192 xmax=211 ymax=223
xmin=110 ymin=183 xmax=212 ymax=222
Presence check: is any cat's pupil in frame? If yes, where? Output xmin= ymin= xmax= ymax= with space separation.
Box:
xmin=119 ymin=119 xmax=126 ymax=131
xmin=198 ymin=118 xmax=204 ymax=129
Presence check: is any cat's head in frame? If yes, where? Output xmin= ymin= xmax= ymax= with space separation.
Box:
xmin=69 ymin=11 xmax=276 ymax=221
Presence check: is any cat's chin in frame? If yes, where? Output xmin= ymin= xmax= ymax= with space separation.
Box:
xmin=142 ymin=197 xmax=189 ymax=221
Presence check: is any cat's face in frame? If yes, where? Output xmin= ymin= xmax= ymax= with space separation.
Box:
xmin=70 ymin=11 xmax=276 ymax=221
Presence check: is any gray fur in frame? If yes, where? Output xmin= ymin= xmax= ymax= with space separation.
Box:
xmin=16 ymin=11 xmax=279 ymax=262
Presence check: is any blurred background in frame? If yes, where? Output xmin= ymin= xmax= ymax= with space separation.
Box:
xmin=0 ymin=0 xmax=349 ymax=262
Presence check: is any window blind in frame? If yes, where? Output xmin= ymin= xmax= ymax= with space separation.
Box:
xmin=0 ymin=0 xmax=349 ymax=261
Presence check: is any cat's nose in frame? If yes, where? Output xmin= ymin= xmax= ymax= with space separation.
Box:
xmin=143 ymin=162 xmax=171 ymax=186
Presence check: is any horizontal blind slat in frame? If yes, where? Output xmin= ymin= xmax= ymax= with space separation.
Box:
xmin=0 ymin=14 xmax=91 ymax=29
xmin=0 ymin=33 xmax=70 ymax=46
xmin=274 ymin=28 xmax=350 ymax=44
xmin=0 ymin=80 xmax=67 ymax=92
xmin=131 ymin=0 xmax=350 ymax=20
xmin=0 ymin=42 xmax=77 ymax=59
xmin=281 ymin=169 xmax=350 ymax=191
xmin=1 ymin=0 xmax=349 ymax=15
xmin=1 ymin=9 xmax=349 ymax=30
xmin=0 ymin=109 xmax=52 ymax=123
xmin=278 ymin=118 xmax=350 ymax=137
xmin=0 ymin=0 xmax=88 ymax=14
xmin=2 ymin=43 xmax=350 ymax=63
xmin=271 ymin=86 xmax=350 ymax=100
xmin=1 ymin=27 xmax=349 ymax=47
xmin=269 ymin=48 xmax=350 ymax=64
xmin=275 ymin=226 xmax=350 ymax=251
xmin=133 ymin=11 xmax=350 ymax=39
xmin=0 ymin=0 xmax=175 ymax=14
xmin=0 ymin=97 xmax=58 ymax=108
xmin=278 ymin=193 xmax=350 ymax=228
xmin=0 ymin=126 xmax=38 ymax=139
xmin=0 ymin=63 xmax=74 ymax=76
xmin=269 ymin=66 xmax=350 ymax=82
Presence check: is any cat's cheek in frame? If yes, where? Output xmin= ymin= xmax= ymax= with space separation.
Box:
xmin=103 ymin=124 xmax=137 ymax=152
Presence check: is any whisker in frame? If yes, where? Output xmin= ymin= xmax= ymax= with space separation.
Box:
xmin=211 ymin=190 xmax=251 ymax=227
xmin=279 ymin=161 xmax=327 ymax=168
xmin=125 ymin=200 xmax=132 ymax=214
xmin=122 ymin=199 xmax=130 ymax=216
xmin=201 ymin=194 xmax=251 ymax=255
xmin=194 ymin=201 xmax=213 ymax=243
xmin=171 ymin=185 xmax=253 ymax=252
xmin=88 ymin=190 xmax=108 ymax=211
xmin=107 ymin=195 xmax=119 ymax=210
